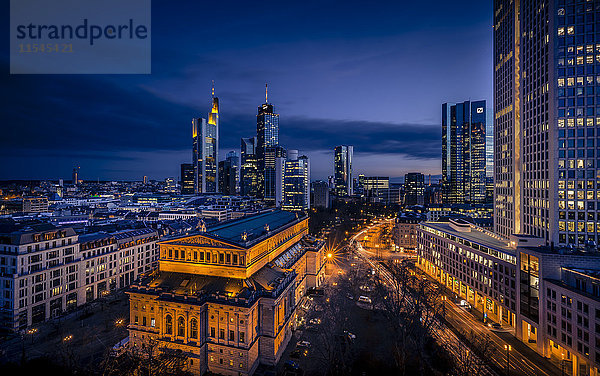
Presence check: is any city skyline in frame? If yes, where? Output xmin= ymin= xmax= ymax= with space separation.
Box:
xmin=0 ymin=1 xmax=493 ymax=181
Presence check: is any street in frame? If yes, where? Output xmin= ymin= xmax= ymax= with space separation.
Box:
xmin=351 ymin=219 xmax=564 ymax=376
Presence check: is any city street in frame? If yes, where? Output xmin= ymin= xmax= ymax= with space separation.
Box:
xmin=0 ymin=291 xmax=130 ymax=371
xmin=352 ymin=219 xmax=564 ymax=376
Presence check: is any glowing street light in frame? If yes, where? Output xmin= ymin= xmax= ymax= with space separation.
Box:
xmin=63 ymin=334 xmax=73 ymax=342
xmin=504 ymin=344 xmax=512 ymax=376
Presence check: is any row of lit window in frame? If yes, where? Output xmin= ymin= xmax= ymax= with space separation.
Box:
xmin=558 ymin=201 xmax=599 ymax=210
xmin=558 ymin=221 xmax=600 ymax=233
xmin=558 ymin=76 xmax=600 ymax=87
xmin=559 ymin=189 xmax=600 ymax=199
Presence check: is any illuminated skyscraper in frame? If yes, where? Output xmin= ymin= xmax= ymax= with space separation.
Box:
xmin=256 ymin=84 xmax=281 ymax=203
xmin=72 ymin=166 xmax=79 ymax=185
xmin=192 ymin=84 xmax=219 ymax=193
xmin=404 ymin=172 xmax=424 ymax=206
xmin=334 ymin=145 xmax=353 ymax=196
xmin=180 ymin=163 xmax=195 ymax=195
xmin=441 ymin=100 xmax=486 ymax=204
xmin=493 ymin=0 xmax=600 ymax=247
xmin=277 ymin=150 xmax=310 ymax=212
xmin=240 ymin=137 xmax=259 ymax=196
xmin=218 ymin=152 xmax=238 ymax=195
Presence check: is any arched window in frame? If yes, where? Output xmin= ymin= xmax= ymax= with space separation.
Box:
xmin=178 ymin=316 xmax=185 ymax=337
xmin=165 ymin=315 xmax=173 ymax=335
xmin=190 ymin=318 xmax=198 ymax=339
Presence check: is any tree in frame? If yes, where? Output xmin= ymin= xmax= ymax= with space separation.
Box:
xmin=450 ymin=330 xmax=496 ymax=376
xmin=371 ymin=259 xmax=448 ymax=376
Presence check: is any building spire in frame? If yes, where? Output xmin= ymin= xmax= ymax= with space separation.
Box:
xmin=265 ymin=83 xmax=268 ymax=103
xmin=211 ymin=80 xmax=215 ymax=98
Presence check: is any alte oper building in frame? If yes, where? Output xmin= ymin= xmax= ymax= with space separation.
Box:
xmin=127 ymin=210 xmax=326 ymax=376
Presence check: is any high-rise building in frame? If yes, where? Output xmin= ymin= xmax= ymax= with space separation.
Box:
xmin=312 ymin=180 xmax=330 ymax=209
xmin=404 ymin=173 xmax=424 ymax=206
xmin=334 ymin=145 xmax=353 ymax=196
xmin=180 ymin=163 xmax=195 ymax=195
xmin=143 ymin=176 xmax=148 ymax=185
xmin=165 ymin=177 xmax=177 ymax=193
xmin=72 ymin=166 xmax=79 ymax=185
xmin=240 ymin=137 xmax=259 ymax=197
xmin=218 ymin=157 xmax=237 ymax=196
xmin=441 ymin=100 xmax=486 ymax=204
xmin=256 ymin=84 xmax=280 ymax=202
xmin=362 ymin=176 xmax=390 ymax=199
xmin=192 ymin=85 xmax=219 ymax=194
xmin=264 ymin=145 xmax=286 ymax=204
xmin=278 ymin=150 xmax=310 ymax=212
xmin=226 ymin=151 xmax=240 ymax=193
xmin=493 ymin=0 xmax=600 ymax=247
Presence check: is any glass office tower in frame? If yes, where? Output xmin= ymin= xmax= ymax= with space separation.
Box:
xmin=334 ymin=145 xmax=353 ymax=196
xmin=256 ymin=97 xmax=280 ymax=202
xmin=180 ymin=163 xmax=195 ymax=195
xmin=240 ymin=137 xmax=259 ymax=197
xmin=441 ymin=100 xmax=487 ymax=204
xmin=192 ymin=92 xmax=219 ymax=194
xmin=494 ymin=0 xmax=600 ymax=246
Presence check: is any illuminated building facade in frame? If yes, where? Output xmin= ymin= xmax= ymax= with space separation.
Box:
xmin=181 ymin=163 xmax=195 ymax=195
xmin=362 ymin=176 xmax=390 ymax=199
xmin=0 ymin=225 xmax=158 ymax=331
xmin=492 ymin=0 xmax=600 ymax=246
xmin=404 ymin=172 xmax=425 ymax=206
xmin=277 ymin=150 xmax=310 ymax=212
xmin=256 ymin=85 xmax=280 ymax=203
xmin=441 ymin=100 xmax=486 ymax=204
xmin=334 ymin=145 xmax=353 ymax=196
xmin=193 ymin=88 xmax=220 ymax=194
xmin=127 ymin=210 xmax=326 ymax=376
xmin=240 ymin=137 xmax=260 ymax=197
xmin=416 ymin=218 xmax=600 ymax=376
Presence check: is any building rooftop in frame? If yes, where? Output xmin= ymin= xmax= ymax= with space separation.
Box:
xmin=421 ymin=222 xmax=514 ymax=253
xmin=207 ymin=210 xmax=300 ymax=245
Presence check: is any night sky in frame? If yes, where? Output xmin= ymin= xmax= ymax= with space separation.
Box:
xmin=1 ymin=1 xmax=493 ymax=182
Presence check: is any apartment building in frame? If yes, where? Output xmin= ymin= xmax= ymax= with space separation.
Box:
xmin=0 ymin=223 xmax=158 ymax=331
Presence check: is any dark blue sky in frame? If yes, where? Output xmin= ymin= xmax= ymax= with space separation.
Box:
xmin=1 ymin=1 xmax=493 ymax=181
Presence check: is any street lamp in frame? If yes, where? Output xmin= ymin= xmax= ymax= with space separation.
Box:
xmin=504 ymin=344 xmax=511 ymax=376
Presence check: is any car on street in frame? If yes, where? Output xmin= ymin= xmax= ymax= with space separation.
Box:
xmin=284 ymin=360 xmax=300 ymax=370
xmin=297 ymin=340 xmax=311 ymax=348
xmin=344 ymin=331 xmax=356 ymax=340
xmin=309 ymin=318 xmax=321 ymax=325
xmin=358 ymin=296 xmax=372 ymax=304
xmin=290 ymin=348 xmax=308 ymax=358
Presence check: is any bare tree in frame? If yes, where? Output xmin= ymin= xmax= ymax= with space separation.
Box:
xmin=307 ymin=283 xmax=357 ymax=376
xmin=450 ymin=330 xmax=497 ymax=376
xmin=371 ymin=260 xmax=447 ymax=376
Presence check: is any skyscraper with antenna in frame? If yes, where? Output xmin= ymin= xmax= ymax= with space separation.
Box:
xmin=192 ymin=82 xmax=219 ymax=193
xmin=256 ymin=83 xmax=283 ymax=203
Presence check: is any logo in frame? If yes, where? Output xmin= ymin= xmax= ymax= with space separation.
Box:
xmin=10 ymin=0 xmax=151 ymax=74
